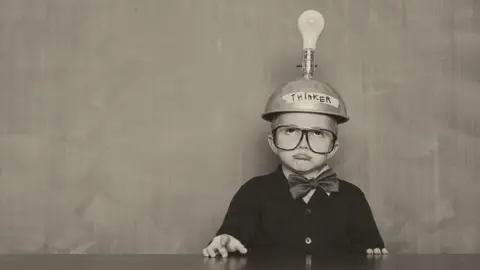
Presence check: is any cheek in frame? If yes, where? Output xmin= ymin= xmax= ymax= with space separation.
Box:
xmin=307 ymin=153 xmax=328 ymax=166
xmin=277 ymin=151 xmax=293 ymax=163
xmin=277 ymin=152 xmax=302 ymax=167
xmin=312 ymin=156 xmax=328 ymax=166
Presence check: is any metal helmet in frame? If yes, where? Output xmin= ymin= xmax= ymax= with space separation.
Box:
xmin=261 ymin=78 xmax=349 ymax=124
xmin=261 ymin=10 xmax=349 ymax=124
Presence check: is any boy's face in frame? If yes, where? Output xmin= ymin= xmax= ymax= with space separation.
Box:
xmin=267 ymin=112 xmax=339 ymax=176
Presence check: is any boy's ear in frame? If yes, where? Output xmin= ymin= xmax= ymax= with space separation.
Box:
xmin=267 ymin=133 xmax=279 ymax=155
xmin=326 ymin=140 xmax=340 ymax=160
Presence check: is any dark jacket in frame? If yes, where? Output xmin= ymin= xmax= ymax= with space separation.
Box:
xmin=214 ymin=165 xmax=385 ymax=256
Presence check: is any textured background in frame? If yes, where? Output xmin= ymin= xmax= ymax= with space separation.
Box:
xmin=0 ymin=0 xmax=479 ymax=254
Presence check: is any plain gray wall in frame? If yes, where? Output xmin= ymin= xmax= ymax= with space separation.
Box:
xmin=0 ymin=0 xmax=479 ymax=254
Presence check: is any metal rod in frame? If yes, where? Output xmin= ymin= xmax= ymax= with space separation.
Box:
xmin=302 ymin=49 xmax=315 ymax=79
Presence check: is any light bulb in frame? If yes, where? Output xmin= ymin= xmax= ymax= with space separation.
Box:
xmin=297 ymin=10 xmax=325 ymax=50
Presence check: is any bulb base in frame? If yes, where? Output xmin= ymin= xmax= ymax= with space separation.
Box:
xmin=301 ymin=49 xmax=315 ymax=79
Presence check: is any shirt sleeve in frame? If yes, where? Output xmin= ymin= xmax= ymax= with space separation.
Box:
xmin=346 ymin=188 xmax=385 ymax=253
xmin=214 ymin=180 xmax=261 ymax=248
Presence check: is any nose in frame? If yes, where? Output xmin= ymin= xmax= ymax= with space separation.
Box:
xmin=298 ymin=133 xmax=309 ymax=149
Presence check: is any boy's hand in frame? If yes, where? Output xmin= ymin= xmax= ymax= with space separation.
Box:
xmin=202 ymin=234 xmax=248 ymax=258
xmin=366 ymin=248 xmax=389 ymax=255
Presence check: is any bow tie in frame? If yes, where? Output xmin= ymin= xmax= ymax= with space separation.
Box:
xmin=287 ymin=167 xmax=339 ymax=200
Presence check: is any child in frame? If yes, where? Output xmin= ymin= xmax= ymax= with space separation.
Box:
xmin=202 ymin=79 xmax=388 ymax=258
xmin=202 ymin=10 xmax=387 ymax=258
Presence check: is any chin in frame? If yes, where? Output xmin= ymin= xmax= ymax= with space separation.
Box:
xmin=286 ymin=162 xmax=315 ymax=173
xmin=282 ymin=158 xmax=327 ymax=173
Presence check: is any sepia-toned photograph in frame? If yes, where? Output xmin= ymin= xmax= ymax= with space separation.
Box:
xmin=0 ymin=0 xmax=479 ymax=269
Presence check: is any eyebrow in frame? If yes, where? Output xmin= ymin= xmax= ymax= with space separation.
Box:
xmin=279 ymin=124 xmax=329 ymax=130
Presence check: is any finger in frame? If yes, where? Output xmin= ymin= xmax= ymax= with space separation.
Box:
xmin=225 ymin=239 xmax=237 ymax=252
xmin=231 ymin=241 xmax=248 ymax=254
xmin=202 ymin=248 xmax=209 ymax=257
xmin=374 ymin=248 xmax=381 ymax=255
xmin=207 ymin=246 xmax=217 ymax=258
xmin=238 ymin=245 xmax=248 ymax=254
xmin=366 ymin=248 xmax=373 ymax=255
xmin=218 ymin=246 xmax=228 ymax=258
xmin=382 ymin=248 xmax=389 ymax=254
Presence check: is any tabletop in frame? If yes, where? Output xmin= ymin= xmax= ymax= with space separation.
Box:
xmin=0 ymin=254 xmax=479 ymax=270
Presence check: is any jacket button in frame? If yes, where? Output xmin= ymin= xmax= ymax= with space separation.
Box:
xmin=305 ymin=209 xmax=312 ymax=215
xmin=305 ymin=237 xmax=312 ymax=244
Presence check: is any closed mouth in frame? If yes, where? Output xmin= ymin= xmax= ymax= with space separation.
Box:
xmin=293 ymin=153 xmax=312 ymax=160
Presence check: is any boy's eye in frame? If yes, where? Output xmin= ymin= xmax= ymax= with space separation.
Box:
xmin=312 ymin=130 xmax=325 ymax=136
xmin=286 ymin=128 xmax=297 ymax=133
